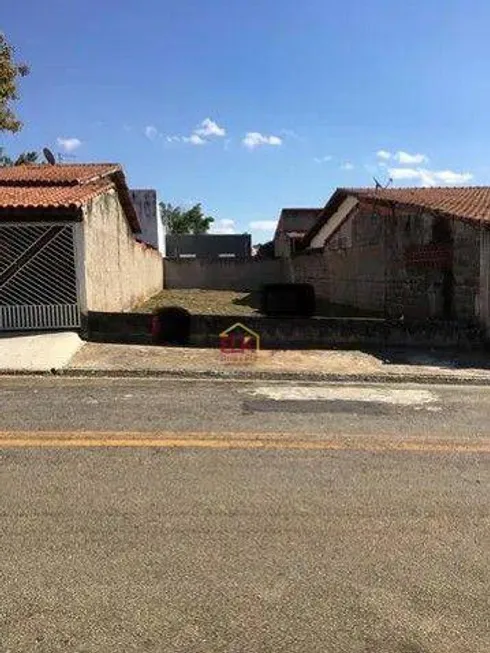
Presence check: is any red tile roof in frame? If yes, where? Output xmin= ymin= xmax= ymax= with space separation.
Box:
xmin=347 ymin=186 xmax=490 ymax=223
xmin=0 ymin=163 xmax=121 ymax=186
xmin=302 ymin=186 xmax=490 ymax=247
xmin=0 ymin=181 xmax=114 ymax=209
xmin=0 ymin=163 xmax=140 ymax=232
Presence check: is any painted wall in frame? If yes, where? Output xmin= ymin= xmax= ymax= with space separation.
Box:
xmin=80 ymin=190 xmax=163 ymax=312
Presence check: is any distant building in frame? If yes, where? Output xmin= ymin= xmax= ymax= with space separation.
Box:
xmin=273 ymin=208 xmax=321 ymax=257
xmin=165 ymin=233 xmax=251 ymax=259
xmin=129 ymin=189 xmax=165 ymax=255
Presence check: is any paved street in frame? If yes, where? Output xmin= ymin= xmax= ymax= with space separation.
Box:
xmin=0 ymin=377 xmax=489 ymax=652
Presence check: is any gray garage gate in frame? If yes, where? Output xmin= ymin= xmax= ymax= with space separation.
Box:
xmin=0 ymin=222 xmax=81 ymax=331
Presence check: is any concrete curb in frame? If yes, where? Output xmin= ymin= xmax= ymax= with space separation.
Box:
xmin=2 ymin=367 xmax=490 ymax=385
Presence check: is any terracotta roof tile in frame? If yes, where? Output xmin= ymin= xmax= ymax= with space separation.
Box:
xmin=0 ymin=163 xmax=141 ymax=232
xmin=0 ymin=181 xmax=114 ymax=210
xmin=0 ymin=163 xmax=121 ymax=186
xmin=345 ymin=186 xmax=490 ymax=223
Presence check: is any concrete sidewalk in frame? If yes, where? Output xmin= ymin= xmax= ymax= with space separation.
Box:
xmin=63 ymin=341 xmax=490 ymax=384
xmin=0 ymin=332 xmax=83 ymax=372
xmin=3 ymin=335 xmax=490 ymax=384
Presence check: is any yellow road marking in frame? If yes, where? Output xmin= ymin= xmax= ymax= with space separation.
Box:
xmin=0 ymin=431 xmax=488 ymax=453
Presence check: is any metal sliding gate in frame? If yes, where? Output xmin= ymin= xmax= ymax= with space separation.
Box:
xmin=0 ymin=223 xmax=80 ymax=331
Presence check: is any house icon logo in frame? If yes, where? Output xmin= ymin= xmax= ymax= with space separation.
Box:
xmin=219 ymin=322 xmax=260 ymax=360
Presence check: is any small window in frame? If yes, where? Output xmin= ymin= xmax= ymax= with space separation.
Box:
xmin=179 ymin=253 xmax=196 ymax=259
xmin=218 ymin=253 xmax=236 ymax=258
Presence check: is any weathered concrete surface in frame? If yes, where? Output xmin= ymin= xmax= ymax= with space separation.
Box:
xmin=0 ymin=332 xmax=83 ymax=371
xmin=65 ymin=341 xmax=490 ymax=383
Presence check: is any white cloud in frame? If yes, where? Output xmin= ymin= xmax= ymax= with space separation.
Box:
xmin=56 ymin=137 xmax=82 ymax=153
xmin=166 ymin=136 xmax=181 ymax=143
xmin=195 ymin=118 xmax=226 ymax=138
xmin=395 ymin=151 xmax=429 ymax=165
xmin=431 ymin=170 xmax=473 ymax=184
xmin=242 ymin=132 xmax=282 ymax=149
xmin=183 ymin=134 xmax=206 ymax=145
xmin=249 ymin=220 xmax=277 ymax=230
xmin=210 ymin=218 xmax=236 ymax=234
xmin=314 ymin=155 xmax=333 ymax=163
xmin=376 ymin=150 xmax=392 ymax=160
xmin=144 ymin=125 xmax=159 ymax=140
xmin=341 ymin=162 xmax=354 ymax=171
xmin=388 ymin=167 xmax=473 ymax=186
xmin=388 ymin=167 xmax=422 ymax=181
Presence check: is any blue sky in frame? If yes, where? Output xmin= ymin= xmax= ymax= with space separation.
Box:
xmin=3 ymin=0 xmax=490 ymax=243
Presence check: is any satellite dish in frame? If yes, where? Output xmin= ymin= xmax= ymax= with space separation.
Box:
xmin=373 ymin=175 xmax=393 ymax=190
xmin=43 ymin=147 xmax=56 ymax=165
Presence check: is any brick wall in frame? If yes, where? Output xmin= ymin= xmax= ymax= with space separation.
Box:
xmin=80 ymin=190 xmax=163 ymax=312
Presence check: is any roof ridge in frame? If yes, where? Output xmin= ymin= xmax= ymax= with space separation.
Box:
xmin=343 ymin=185 xmax=490 ymax=192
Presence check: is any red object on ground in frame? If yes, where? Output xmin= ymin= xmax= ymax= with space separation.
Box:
xmin=151 ymin=315 xmax=160 ymax=338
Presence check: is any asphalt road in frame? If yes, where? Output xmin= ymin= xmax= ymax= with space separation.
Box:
xmin=0 ymin=377 xmax=489 ymax=652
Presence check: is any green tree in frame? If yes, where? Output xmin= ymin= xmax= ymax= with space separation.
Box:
xmin=0 ymin=148 xmax=39 ymax=166
xmin=0 ymin=33 xmax=30 ymax=133
xmin=160 ymin=202 xmax=214 ymax=234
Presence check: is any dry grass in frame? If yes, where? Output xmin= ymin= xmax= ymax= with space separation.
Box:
xmin=137 ymin=289 xmax=260 ymax=316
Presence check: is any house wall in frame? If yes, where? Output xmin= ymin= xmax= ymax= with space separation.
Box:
xmin=296 ymin=203 xmax=482 ymax=321
xmin=385 ymin=212 xmax=481 ymax=320
xmin=164 ymin=257 xmax=286 ymax=291
xmin=453 ymin=219 xmax=480 ymax=319
xmin=81 ymin=190 xmax=163 ymax=312
xmin=479 ymin=226 xmax=490 ymax=334
xmin=324 ymin=208 xmax=387 ymax=312
xmin=384 ymin=211 xmax=442 ymax=319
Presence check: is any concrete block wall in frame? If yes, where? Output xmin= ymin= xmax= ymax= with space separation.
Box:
xmin=164 ymin=257 xmax=286 ymax=291
xmin=387 ymin=212 xmax=481 ymax=321
xmin=291 ymin=251 xmax=329 ymax=299
xmin=80 ymin=190 xmax=163 ymax=312
xmin=453 ymin=220 xmax=480 ymax=319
